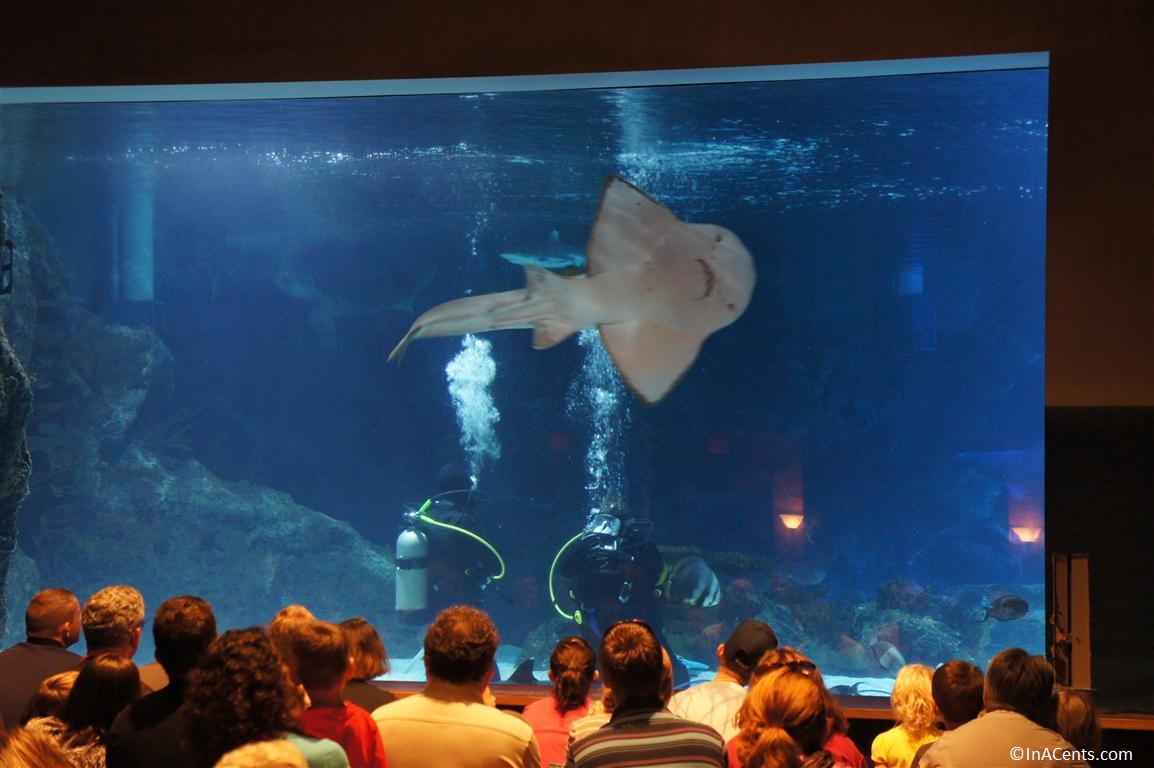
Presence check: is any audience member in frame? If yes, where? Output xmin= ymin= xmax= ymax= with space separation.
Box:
xmin=20 ymin=670 xmax=79 ymax=725
xmin=521 ymin=636 xmax=597 ymax=768
xmin=213 ymin=740 xmax=308 ymax=768
xmin=372 ymin=605 xmax=539 ymax=768
xmin=751 ymin=648 xmax=865 ymax=768
xmin=82 ymin=586 xmax=146 ymax=660
xmin=0 ymin=725 xmax=74 ymax=768
xmin=567 ymin=619 xmax=725 ymax=768
xmin=872 ymin=664 xmax=939 ymax=768
xmin=107 ymin=595 xmax=218 ymax=768
xmin=731 ymin=665 xmax=842 ymax=768
xmin=292 ymin=621 xmax=388 ymax=768
xmin=910 ymin=660 xmax=983 ymax=768
xmin=670 ymin=619 xmax=778 ymax=742
xmin=0 ymin=587 xmax=84 ymax=726
xmin=269 ymin=605 xmax=318 ymax=715
xmin=337 ymin=619 xmax=395 ymax=712
xmin=566 ymin=686 xmax=615 ymax=746
xmin=1055 ymin=688 xmax=1102 ymax=754
xmin=920 ymin=647 xmax=1088 ymax=767
xmin=184 ymin=627 xmax=349 ymax=768
xmin=25 ymin=653 xmax=143 ymax=768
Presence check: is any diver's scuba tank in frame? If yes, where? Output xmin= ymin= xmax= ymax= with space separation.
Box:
xmin=395 ymin=521 xmax=429 ymax=612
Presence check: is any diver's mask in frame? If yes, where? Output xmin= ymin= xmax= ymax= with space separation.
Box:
xmin=584 ymin=511 xmax=622 ymax=551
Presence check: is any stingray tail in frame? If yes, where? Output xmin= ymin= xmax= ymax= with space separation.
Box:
xmin=492 ymin=264 xmax=580 ymax=350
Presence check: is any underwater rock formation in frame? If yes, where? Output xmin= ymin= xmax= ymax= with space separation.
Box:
xmin=1 ymin=194 xmax=395 ymax=647
xmin=0 ymin=321 xmax=33 ymax=640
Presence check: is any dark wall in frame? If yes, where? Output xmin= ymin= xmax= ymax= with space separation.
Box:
xmin=1047 ymin=407 xmax=1154 ymax=712
xmin=3 ymin=0 xmax=1151 ymax=708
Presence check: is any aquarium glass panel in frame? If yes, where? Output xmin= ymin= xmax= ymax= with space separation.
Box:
xmin=0 ymin=54 xmax=1048 ymax=691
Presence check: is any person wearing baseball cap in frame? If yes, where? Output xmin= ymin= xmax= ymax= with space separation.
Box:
xmin=668 ymin=619 xmax=779 ymax=741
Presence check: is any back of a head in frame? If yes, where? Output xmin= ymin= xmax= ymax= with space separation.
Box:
xmin=751 ymin=647 xmax=848 ymax=737
xmin=154 ymin=595 xmax=218 ymax=681
xmin=436 ymin=463 xmax=472 ymax=494
xmin=186 ymin=627 xmax=296 ymax=767
xmin=25 ymin=588 xmax=79 ymax=639
xmin=1056 ymin=688 xmax=1103 ymax=752
xmin=339 ymin=617 xmax=390 ymax=679
xmin=0 ymin=727 xmax=73 ymax=768
xmin=599 ymin=620 xmax=663 ymax=702
xmin=59 ymin=654 xmax=141 ymax=734
xmin=984 ymin=647 xmax=1057 ymax=728
xmin=82 ymin=585 xmax=145 ymax=650
xmin=291 ymin=621 xmax=350 ymax=692
xmin=724 ymin=619 xmax=779 ymax=684
xmin=932 ymin=659 xmax=984 ymax=727
xmin=890 ymin=664 xmax=937 ymax=741
xmin=268 ymin=605 xmax=317 ymax=669
xmin=20 ymin=670 xmax=79 ymax=725
xmin=213 ymin=739 xmax=308 ymax=768
xmin=550 ymin=636 xmax=596 ymax=713
xmin=424 ymin=605 xmax=499 ymax=685
xmin=736 ymin=667 xmax=828 ymax=768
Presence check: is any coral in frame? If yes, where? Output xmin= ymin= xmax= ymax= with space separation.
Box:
xmin=876 ymin=577 xmax=933 ymax=614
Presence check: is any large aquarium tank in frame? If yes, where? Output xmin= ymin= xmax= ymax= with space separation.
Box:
xmin=0 ymin=53 xmax=1047 ymax=692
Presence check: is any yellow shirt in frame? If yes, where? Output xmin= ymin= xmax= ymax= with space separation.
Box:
xmin=872 ymin=724 xmax=940 ymax=768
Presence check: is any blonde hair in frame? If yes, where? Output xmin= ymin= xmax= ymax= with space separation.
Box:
xmin=0 ymin=727 xmax=73 ymax=768
xmin=20 ymin=669 xmax=79 ymax=724
xmin=735 ymin=667 xmax=827 ymax=768
xmin=891 ymin=663 xmax=937 ymax=741
xmin=214 ymin=739 xmax=308 ymax=768
xmin=1056 ymin=688 xmax=1103 ymax=752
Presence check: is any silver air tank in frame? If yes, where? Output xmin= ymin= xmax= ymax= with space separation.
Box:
xmin=395 ymin=526 xmax=429 ymax=612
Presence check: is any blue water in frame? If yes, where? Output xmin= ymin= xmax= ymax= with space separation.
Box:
xmin=0 ymin=65 xmax=1047 ymax=681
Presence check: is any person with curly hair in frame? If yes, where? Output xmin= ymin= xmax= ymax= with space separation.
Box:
xmin=731 ymin=666 xmax=841 ymax=768
xmin=871 ymin=664 xmax=939 ymax=768
xmin=25 ymin=653 xmax=142 ymax=768
xmin=182 ymin=627 xmax=349 ymax=768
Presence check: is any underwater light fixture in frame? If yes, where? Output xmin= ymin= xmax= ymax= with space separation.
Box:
xmin=778 ymin=513 xmax=805 ymax=530
xmin=1011 ymin=526 xmax=1042 ymax=543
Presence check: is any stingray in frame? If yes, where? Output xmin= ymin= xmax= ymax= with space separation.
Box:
xmin=388 ymin=177 xmax=756 ymax=404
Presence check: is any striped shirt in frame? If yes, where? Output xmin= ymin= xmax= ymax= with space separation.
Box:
xmin=566 ymin=701 xmax=725 ymax=768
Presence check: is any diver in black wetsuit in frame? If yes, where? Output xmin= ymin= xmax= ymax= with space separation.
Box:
xmin=550 ymin=498 xmax=719 ymax=687
xmin=398 ymin=463 xmax=505 ymax=615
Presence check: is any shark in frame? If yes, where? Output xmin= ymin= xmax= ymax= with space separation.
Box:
xmin=388 ymin=176 xmax=756 ymax=404
xmin=499 ymin=229 xmax=586 ymax=271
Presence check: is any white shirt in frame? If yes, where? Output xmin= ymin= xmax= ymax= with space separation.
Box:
xmin=668 ymin=678 xmax=746 ymax=741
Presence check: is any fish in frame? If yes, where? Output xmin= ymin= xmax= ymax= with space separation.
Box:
xmin=665 ymin=555 xmax=722 ymax=608
xmin=870 ymin=640 xmax=906 ymax=672
xmin=979 ymin=595 xmax=1029 ymax=622
xmin=499 ymin=229 xmax=586 ymax=271
xmin=388 ymin=177 xmax=756 ymax=404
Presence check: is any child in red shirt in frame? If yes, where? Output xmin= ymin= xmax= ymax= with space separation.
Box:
xmin=291 ymin=620 xmax=390 ymax=768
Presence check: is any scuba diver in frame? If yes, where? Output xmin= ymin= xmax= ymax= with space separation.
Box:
xmin=548 ymin=495 xmax=722 ymax=687
xmin=395 ymin=463 xmax=506 ymax=619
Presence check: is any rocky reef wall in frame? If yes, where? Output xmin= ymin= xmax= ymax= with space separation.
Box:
xmin=0 ymin=195 xmax=396 ymax=649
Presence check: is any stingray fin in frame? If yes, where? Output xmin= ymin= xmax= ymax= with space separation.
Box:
xmin=598 ymin=321 xmax=702 ymax=404
xmin=587 ymin=176 xmax=681 ymax=278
